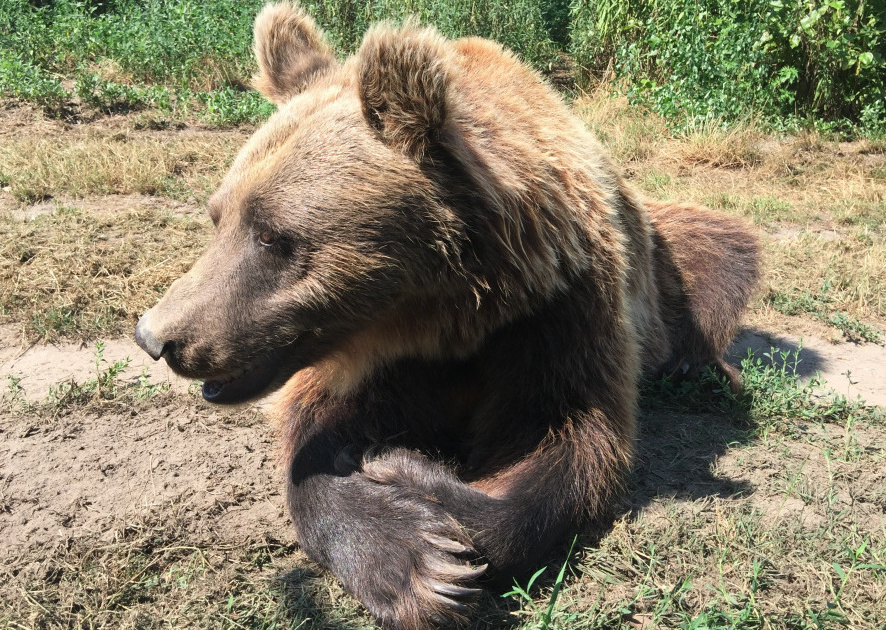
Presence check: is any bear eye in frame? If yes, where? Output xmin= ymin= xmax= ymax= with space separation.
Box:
xmin=258 ymin=230 xmax=276 ymax=247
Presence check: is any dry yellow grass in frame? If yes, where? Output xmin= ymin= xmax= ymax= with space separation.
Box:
xmin=668 ymin=118 xmax=762 ymax=169
xmin=574 ymin=91 xmax=886 ymax=333
xmin=0 ymin=200 xmax=211 ymax=341
xmin=766 ymin=230 xmax=886 ymax=325
xmin=573 ymin=88 xmax=762 ymax=169
xmin=572 ymin=88 xmax=666 ymax=164
xmin=0 ymin=130 xmax=241 ymax=202
xmin=1 ymin=100 xmax=883 ymax=343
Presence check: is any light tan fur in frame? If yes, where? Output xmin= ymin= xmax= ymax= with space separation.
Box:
xmin=252 ymin=2 xmax=338 ymax=104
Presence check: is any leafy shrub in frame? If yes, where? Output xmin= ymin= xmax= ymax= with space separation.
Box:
xmin=0 ymin=0 xmax=264 ymax=88
xmin=75 ymin=73 xmax=174 ymax=113
xmin=570 ymin=0 xmax=886 ymax=132
xmin=1 ymin=0 xmax=561 ymax=122
xmin=196 ymin=88 xmax=276 ymax=126
xmin=0 ymin=56 xmax=68 ymax=109
xmin=304 ymin=0 xmax=558 ymax=66
xmin=1 ymin=0 xmax=559 ymax=88
xmin=3 ymin=0 xmax=884 ymax=132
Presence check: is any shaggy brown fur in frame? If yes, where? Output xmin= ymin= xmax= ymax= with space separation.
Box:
xmin=134 ymin=4 xmax=760 ymax=628
xmin=645 ymin=200 xmax=761 ymax=391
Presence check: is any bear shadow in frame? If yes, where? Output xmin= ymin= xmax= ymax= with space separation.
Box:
xmin=728 ymin=328 xmax=826 ymax=378
xmin=627 ymin=330 xmax=825 ymax=507
xmin=628 ymin=329 xmax=826 ymax=509
xmin=470 ymin=334 xmax=829 ymax=627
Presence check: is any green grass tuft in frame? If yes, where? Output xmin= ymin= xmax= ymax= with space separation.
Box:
xmin=766 ymin=278 xmax=883 ymax=343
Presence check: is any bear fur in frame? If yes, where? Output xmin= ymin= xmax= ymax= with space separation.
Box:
xmin=134 ymin=4 xmax=760 ymax=628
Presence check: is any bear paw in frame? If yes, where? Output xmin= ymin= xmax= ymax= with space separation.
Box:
xmin=354 ymin=480 xmax=486 ymax=629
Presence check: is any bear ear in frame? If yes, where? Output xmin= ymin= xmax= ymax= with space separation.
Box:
xmin=357 ymin=23 xmax=450 ymax=160
xmin=252 ymin=2 xmax=338 ymax=105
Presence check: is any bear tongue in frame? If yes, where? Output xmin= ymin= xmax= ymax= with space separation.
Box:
xmin=201 ymin=357 xmax=279 ymax=404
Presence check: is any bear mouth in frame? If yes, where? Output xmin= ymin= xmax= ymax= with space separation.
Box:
xmin=201 ymin=349 xmax=286 ymax=404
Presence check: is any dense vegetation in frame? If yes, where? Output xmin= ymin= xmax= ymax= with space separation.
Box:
xmin=1 ymin=0 xmax=884 ymax=133
xmin=572 ymin=0 xmax=886 ymax=133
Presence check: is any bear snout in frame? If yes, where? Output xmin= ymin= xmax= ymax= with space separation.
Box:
xmin=135 ymin=312 xmax=168 ymax=361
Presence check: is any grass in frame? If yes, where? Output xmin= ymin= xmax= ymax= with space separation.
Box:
xmin=45 ymin=341 xmax=174 ymax=411
xmin=573 ymin=92 xmax=886 ymax=337
xmin=0 ymin=130 xmax=241 ymax=202
xmin=502 ymin=537 xmax=577 ymax=629
xmin=0 ymin=59 xmax=275 ymax=127
xmin=572 ymin=88 xmax=668 ymax=164
xmin=766 ymin=281 xmax=883 ymax=343
xmin=0 ymin=44 xmax=884 ymax=630
xmin=1 ymin=340 xmax=174 ymax=418
xmin=1 ymin=514 xmax=357 ymax=629
xmin=4 ymin=89 xmax=876 ymax=345
xmin=0 ymin=202 xmax=211 ymax=341
xmin=764 ymin=232 xmax=886 ymax=333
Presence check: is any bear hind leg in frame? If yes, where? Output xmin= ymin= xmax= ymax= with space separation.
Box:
xmin=646 ymin=200 xmax=761 ymax=393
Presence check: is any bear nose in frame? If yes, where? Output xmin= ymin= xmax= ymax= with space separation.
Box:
xmin=135 ymin=313 xmax=168 ymax=361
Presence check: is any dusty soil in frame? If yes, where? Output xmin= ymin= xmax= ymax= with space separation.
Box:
xmin=1 ymin=334 xmax=289 ymax=569
xmin=0 ymin=398 xmax=291 ymax=564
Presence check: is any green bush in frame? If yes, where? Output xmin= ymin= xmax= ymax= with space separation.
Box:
xmin=0 ymin=0 xmax=264 ymax=88
xmin=570 ymin=0 xmax=886 ymax=132
xmin=1 ymin=0 xmax=559 ymax=88
xmin=196 ymin=87 xmax=276 ymax=126
xmin=0 ymin=0 xmax=561 ymax=122
xmin=2 ymin=0 xmax=884 ymax=132
xmin=304 ymin=0 xmax=557 ymax=65
xmin=0 ymin=55 xmax=68 ymax=109
xmin=75 ymin=73 xmax=175 ymax=112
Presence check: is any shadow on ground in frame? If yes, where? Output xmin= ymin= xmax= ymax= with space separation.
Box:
xmin=274 ymin=566 xmax=376 ymax=630
xmin=627 ymin=328 xmax=827 ymax=506
xmin=628 ymin=328 xmax=829 ymax=507
xmin=274 ymin=564 xmax=524 ymax=629
xmin=729 ymin=328 xmax=826 ymax=378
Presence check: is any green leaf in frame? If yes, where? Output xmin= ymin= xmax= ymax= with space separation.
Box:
xmin=525 ymin=566 xmax=547 ymax=590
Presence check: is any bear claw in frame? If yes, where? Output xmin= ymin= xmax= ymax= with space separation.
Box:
xmin=429 ymin=579 xmax=483 ymax=599
xmin=423 ymin=532 xmax=473 ymax=556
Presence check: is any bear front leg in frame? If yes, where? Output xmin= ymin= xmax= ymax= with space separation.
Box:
xmin=286 ymin=432 xmax=487 ymax=630
xmin=360 ymin=410 xmax=632 ymax=587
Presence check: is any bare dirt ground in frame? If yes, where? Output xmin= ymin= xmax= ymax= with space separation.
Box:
xmin=1 ymin=102 xmax=885 ymax=628
xmin=0 ymin=396 xmax=289 ymax=559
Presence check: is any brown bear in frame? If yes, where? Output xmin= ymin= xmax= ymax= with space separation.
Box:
xmin=134 ymin=3 xmax=760 ymax=628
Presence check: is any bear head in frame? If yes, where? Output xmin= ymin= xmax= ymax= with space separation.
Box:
xmin=135 ymin=2 xmax=599 ymax=404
